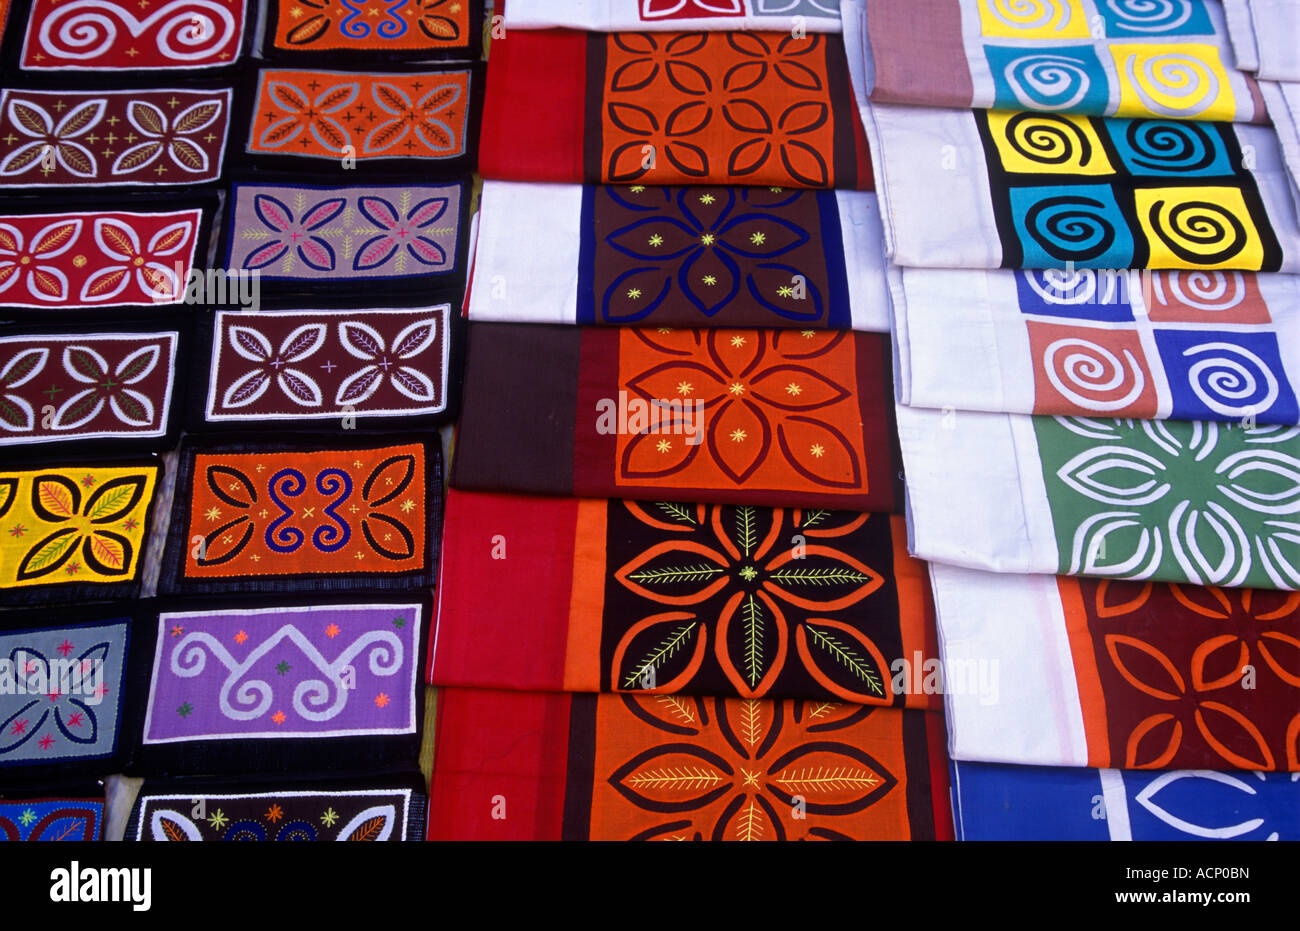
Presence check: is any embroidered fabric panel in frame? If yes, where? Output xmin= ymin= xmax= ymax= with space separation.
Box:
xmin=1069 ymin=579 xmax=1299 ymax=771
xmin=1017 ymin=269 xmax=1299 ymax=424
xmin=270 ymin=0 xmax=471 ymax=51
xmin=1034 ymin=416 xmax=1300 ymax=589
xmin=579 ymin=694 xmax=922 ymax=840
xmin=0 ymin=332 xmax=177 ymax=444
xmin=20 ymin=0 xmax=247 ymax=70
xmin=0 ymin=89 xmax=229 ymax=188
xmin=580 ymin=184 xmax=849 ymax=326
xmin=248 ymin=69 xmax=470 ymax=161
xmin=144 ymin=603 xmax=420 ymax=742
xmin=179 ymin=444 xmax=428 ymax=579
xmin=638 ymin=0 xmax=840 ymax=20
xmin=598 ymin=32 xmax=852 ymax=187
xmin=0 ymin=799 xmax=103 ymax=840
xmin=225 ymin=182 xmax=463 ymax=282
xmin=205 ymin=307 xmax=447 ymax=421
xmin=0 ymin=209 xmax=202 ymax=309
xmin=599 ymin=329 xmax=884 ymax=503
xmin=0 ymin=467 xmax=158 ymax=590
xmin=136 ymin=789 xmax=414 ymax=841
xmin=0 ymin=620 xmax=127 ymax=764
xmin=601 ymin=501 xmax=912 ymax=703
xmin=976 ymin=112 xmax=1283 ymax=270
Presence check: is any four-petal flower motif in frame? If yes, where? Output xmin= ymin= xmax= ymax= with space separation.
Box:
xmin=113 ymin=99 xmax=224 ymax=176
xmin=0 ymin=642 xmax=109 ymax=755
xmin=336 ymin=317 xmax=440 ymax=406
xmin=53 ymin=344 xmax=162 ymax=431
xmin=222 ymin=323 xmax=328 ymax=409
xmin=0 ymin=219 xmax=82 ymax=303
xmin=364 ymin=82 xmax=461 ymax=156
xmin=259 ymin=81 xmax=359 ymax=152
xmin=13 ymin=473 xmax=149 ymax=580
xmin=0 ymin=98 xmax=104 ymax=178
xmin=352 ymin=195 xmax=450 ymax=272
xmin=610 ymin=501 xmax=888 ymax=701
xmin=80 ymin=217 xmax=192 ymax=303
xmin=0 ymin=347 xmax=49 ymax=432
xmin=241 ymin=193 xmax=346 ymax=273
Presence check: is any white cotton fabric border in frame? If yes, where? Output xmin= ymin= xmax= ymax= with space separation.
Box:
xmin=501 ymin=0 xmax=842 ymax=32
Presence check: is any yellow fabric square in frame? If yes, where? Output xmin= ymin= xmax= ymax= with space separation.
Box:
xmin=1135 ymin=186 xmax=1265 ymax=270
xmin=0 ymin=465 xmax=157 ymax=589
xmin=1111 ymin=44 xmax=1237 ymax=121
xmin=986 ymin=111 xmax=1115 ymax=175
xmin=977 ymin=0 xmax=1089 ymax=38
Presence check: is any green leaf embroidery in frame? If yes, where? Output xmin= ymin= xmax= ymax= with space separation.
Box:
xmin=768 ymin=567 xmax=869 ymax=585
xmin=26 ymin=531 xmax=79 ymax=572
xmin=800 ymin=509 xmax=829 ymax=529
xmin=742 ymin=594 xmax=765 ymax=687
xmin=804 ymin=624 xmax=883 ymax=694
xmin=61 ymin=392 xmax=100 ymax=426
xmin=626 ymin=767 xmax=723 ymax=790
xmin=737 ymin=505 xmax=756 ymax=556
xmin=627 ymin=564 xmax=723 ymax=585
xmin=116 ymin=352 xmax=154 ymax=383
xmin=0 ymin=395 xmax=27 ymax=429
xmin=774 ymin=767 xmax=880 ymax=793
xmin=654 ymin=501 xmax=696 ymax=525
xmin=623 ymin=621 xmax=697 ymax=688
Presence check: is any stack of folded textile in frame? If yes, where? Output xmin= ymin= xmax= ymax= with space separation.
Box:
xmin=844 ymin=0 xmax=1298 ymax=839
xmin=426 ymin=0 xmax=954 ymax=840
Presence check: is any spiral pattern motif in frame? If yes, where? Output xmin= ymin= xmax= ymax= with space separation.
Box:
xmin=1183 ymin=342 xmax=1280 ymax=417
xmin=1122 ymin=50 xmax=1220 ymax=118
xmin=1104 ymin=0 xmax=1193 ymax=33
xmin=1044 ymin=338 xmax=1146 ymax=411
xmin=1146 ymin=199 xmax=1248 ymax=265
xmin=1152 ymin=270 xmax=1246 ymax=312
xmin=1025 ymin=195 xmax=1119 ymax=262
xmin=37 ymin=1 xmax=237 ymax=63
xmin=1005 ymin=112 xmax=1094 ymax=166
xmin=983 ymin=0 xmax=1072 ymax=32
xmin=1025 ymin=267 xmax=1098 ymax=305
xmin=1003 ymin=54 xmax=1092 ymax=111
xmin=1123 ymin=120 xmax=1217 ymax=173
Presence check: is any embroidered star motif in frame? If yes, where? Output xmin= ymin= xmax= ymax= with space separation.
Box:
xmin=374 ymin=693 xmax=390 ymax=708
xmin=700 ymin=233 xmax=716 ymax=246
xmin=272 ymin=710 xmax=286 ymax=725
xmin=392 ymin=616 xmax=406 ymax=629
xmin=177 ymin=702 xmax=193 ymax=717
xmin=730 ymin=335 xmax=746 ymax=347
xmin=64 ymin=562 xmax=80 ymax=575
xmin=702 ymin=275 xmax=717 ymax=286
xmin=234 ymin=630 xmax=248 ymax=644
xmin=265 ymin=804 xmax=284 ymax=823
xmin=728 ymin=382 xmax=745 ymax=396
xmin=18 ymin=809 xmax=37 ymax=827
xmin=208 ymin=809 xmax=228 ymax=830
xmin=738 ymin=566 xmax=758 ymax=582
xmin=656 ymin=439 xmax=672 ymax=453
xmin=810 ymin=443 xmax=826 ymax=458
xmin=676 ymin=381 xmax=693 ymax=395
xmin=786 ymin=383 xmax=802 ymax=396
xmin=400 ymin=498 xmax=415 ymax=513
xmin=699 ymin=193 xmax=716 ymax=204
xmin=8 ymin=524 xmax=25 ymax=538
xmin=629 ymin=185 xmax=646 ymax=193
xmin=57 ymin=640 xmax=74 ymax=657
xmin=750 ymin=232 xmax=766 ymax=245
xmin=204 ymin=506 xmax=222 ymax=522
xmin=9 ymin=719 xmax=27 ymax=735
xmin=626 ymin=288 xmax=642 ymax=299
xmin=730 ymin=429 xmax=747 ymax=442
xmin=321 ymin=808 xmax=339 ymax=827
xmin=740 ymin=768 xmax=761 ymax=788
xmin=81 ymin=474 xmax=96 ymax=488
xmin=275 ymin=660 xmax=291 ymax=675
xmin=657 ymin=327 xmax=673 ymax=334
xmin=171 ymin=625 xmax=184 ymax=638
xmin=326 ymin=623 xmax=340 ymax=639
xmin=776 ymin=286 xmax=794 ymax=298
xmin=38 ymin=734 xmax=54 ymax=750
xmin=801 ymin=330 xmax=816 ymax=338
xmin=123 ymin=518 xmax=138 ymax=532
xmin=648 ymin=234 xmax=664 ymax=247
xmin=67 ymin=713 xmax=84 ymax=728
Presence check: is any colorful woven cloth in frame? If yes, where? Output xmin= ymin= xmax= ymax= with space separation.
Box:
xmin=1224 ymin=0 xmax=1300 ymax=82
xmin=427 ymin=687 xmax=951 ymax=840
xmin=221 ymin=180 xmax=470 ymax=293
xmin=261 ymin=0 xmax=480 ymax=59
xmin=0 ymin=327 xmax=181 ymax=448
xmin=194 ymin=306 xmax=455 ymax=428
xmin=0 ymin=89 xmax=231 ymax=188
xmin=131 ymin=597 xmax=427 ymax=775
xmin=864 ymin=105 xmax=1300 ymax=271
xmin=890 ymin=266 xmax=1300 ymax=425
xmin=129 ymin=782 xmax=425 ymax=841
xmin=849 ymin=0 xmax=1263 ymax=122
xmin=897 ymin=407 xmax=1300 ymax=589
xmin=453 ymin=324 xmax=900 ymax=511
xmin=0 ymin=207 xmax=204 ymax=312
xmin=0 ymin=608 xmax=134 ymax=780
xmin=478 ymin=29 xmax=871 ymax=188
xmin=466 ymin=182 xmax=891 ymax=330
xmin=0 ymin=797 xmax=104 ymax=841
xmin=0 ymin=462 xmax=161 ymax=606
xmin=930 ymin=563 xmax=1300 ymax=771
xmin=501 ymin=0 xmax=842 ymax=32
xmin=159 ymin=438 xmax=441 ymax=595
xmin=18 ymin=0 xmax=249 ymax=70
xmin=431 ymin=489 xmax=939 ymax=705
xmin=951 ymin=761 xmax=1299 ymax=840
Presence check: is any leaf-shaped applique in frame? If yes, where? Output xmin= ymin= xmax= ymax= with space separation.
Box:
xmin=339 ymin=321 xmax=386 ymax=361
xmin=414 ymin=120 xmax=453 ymax=152
xmin=1190 ymin=634 xmax=1248 ymax=692
xmin=608 ymin=745 xmax=733 ymax=812
xmin=115 ymin=344 xmax=161 ymax=384
xmin=362 ymin=454 xmax=415 ymax=506
xmin=299 ymin=198 xmax=346 ymax=231
xmin=0 ymin=347 xmax=48 ymax=389
xmin=315 ymin=84 xmax=359 ymax=113
xmin=1213 ymin=449 xmax=1300 ymax=515
xmin=763 ymin=546 xmax=881 ymax=611
xmin=196 ymin=517 xmax=253 ymax=566
xmin=150 ymin=810 xmax=200 ymax=841
xmin=8 ymin=100 xmax=52 ymax=136
xmin=310 ymin=116 xmax=348 ymax=151
xmin=277 ymin=369 xmax=323 ymax=407
xmin=1134 ymin=771 xmax=1269 ymax=839
xmin=0 ymin=143 xmax=47 ymax=176
xmin=0 ymin=478 xmax=16 ymax=520
xmin=16 ymin=528 xmax=80 ymax=579
xmin=64 ymin=346 xmax=108 ymax=383
xmin=390 ymin=366 xmax=437 ymax=403
xmin=28 ymin=266 xmax=69 ymax=301
xmin=418 ymin=14 xmax=459 ymax=39
xmin=1105 ymin=634 xmax=1186 ymax=701
xmin=286 ymin=13 xmax=330 ymax=44
xmin=1057 ymin=446 xmax=1171 ymax=506
xmin=241 ymin=241 xmax=289 ymax=270
xmin=253 ymin=194 xmax=295 ymax=234
xmin=259 ymin=116 xmax=303 ymax=148
xmin=128 ymin=102 xmax=167 ymax=137
xmin=279 ymin=324 xmax=327 ymax=363
xmin=83 ymin=531 xmax=130 ymax=574
xmin=168 ymin=138 xmax=207 ymax=173
xmin=391 ymin=317 xmax=437 ymax=359
xmin=796 ymin=619 xmax=892 ymax=704
xmin=111 ymin=141 xmax=163 ymax=175
xmin=406 ymin=197 xmax=448 ymax=227
xmin=93 ymin=219 xmax=139 ymax=261
xmin=362 ymin=118 xmax=407 ymax=154
xmin=406 ymin=236 xmax=446 ymax=266
xmin=1168 ymin=500 xmax=1250 ymax=587
xmin=612 ymin=613 xmax=707 ymax=692
xmin=1126 ymin=713 xmax=1184 ymax=768
xmin=1068 ymin=511 xmax=1164 ymax=578
xmin=84 ymin=475 xmax=146 ymax=523
xmin=766 ymin=743 xmax=898 ymax=816
xmin=336 ymin=805 xmax=396 ymax=841
xmin=295 ymin=236 xmax=335 ymax=271
xmin=1195 ymin=702 xmax=1277 ymax=770
xmin=358 ymin=196 xmax=400 ymax=229
xmin=269 ymin=82 xmax=309 ymax=113
xmin=31 ymin=221 xmax=81 ymax=259
xmin=33 ymin=814 xmax=94 ymax=842
xmin=614 ymin=539 xmax=731 ymax=604
xmin=352 ymin=235 xmax=399 ymax=271
xmin=221 ymin=369 xmax=271 ymax=409
xmin=206 ymin=465 xmax=256 ymax=508
xmin=55 ymin=143 xmax=94 ymax=177
xmin=51 ymin=389 xmax=102 ymax=431
xmin=335 ymin=366 xmax=384 ymax=406
xmin=33 ymin=475 xmax=79 ymax=520
xmin=228 ymin=325 xmax=274 ymax=363
xmin=373 ymin=84 xmax=413 ymax=114
xmin=0 ymin=394 xmax=33 ymax=431
xmin=1257 ymin=631 xmax=1300 ymax=688
xmin=716 ymin=590 xmax=788 ymax=698
xmin=78 ymin=267 xmax=130 ymax=302
xmin=172 ymin=101 xmax=222 ymax=134
xmin=361 ymin=513 xmax=416 ymax=560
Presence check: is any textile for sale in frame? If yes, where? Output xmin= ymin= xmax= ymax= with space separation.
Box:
xmin=128 ymin=780 xmax=426 ymax=841
xmin=221 ymin=179 xmax=471 ymax=294
xmin=452 ymin=324 xmax=900 ymax=511
xmin=261 ymin=0 xmax=481 ymax=60
xmin=478 ymin=29 xmax=871 ymax=189
xmin=0 ymin=326 xmax=183 ymax=448
xmin=191 ymin=305 xmax=456 ymax=429
xmin=431 ymin=489 xmax=939 ymax=705
xmin=929 ymin=562 xmax=1300 ymax=771
xmin=0 ymin=460 xmax=162 ymax=606
xmin=0 ymin=796 xmax=105 ymax=841
xmin=890 ymin=265 xmax=1300 ymax=425
xmin=853 ymin=0 xmax=1263 ymax=122
xmin=159 ymin=438 xmax=441 ymax=596
xmin=466 ymin=182 xmax=892 ymax=330
xmin=427 ymin=687 xmax=952 ymax=840
xmin=895 ymin=406 xmax=1300 ymax=590
xmin=0 ymin=88 xmax=231 ymax=188
xmin=1260 ymin=81 xmax=1300 ymax=212
xmin=951 ymin=761 xmax=1299 ymax=840
xmin=863 ymin=105 xmax=1300 ymax=271
xmin=129 ymin=597 xmax=428 ymax=775
xmin=500 ymin=0 xmax=842 ymax=32
xmin=1223 ymin=0 xmax=1300 ymax=82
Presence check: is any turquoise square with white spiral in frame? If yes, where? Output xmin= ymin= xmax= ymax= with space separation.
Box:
xmin=986 ymin=45 xmax=1110 ymax=115
xmin=1008 ymin=183 xmax=1135 ymax=268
